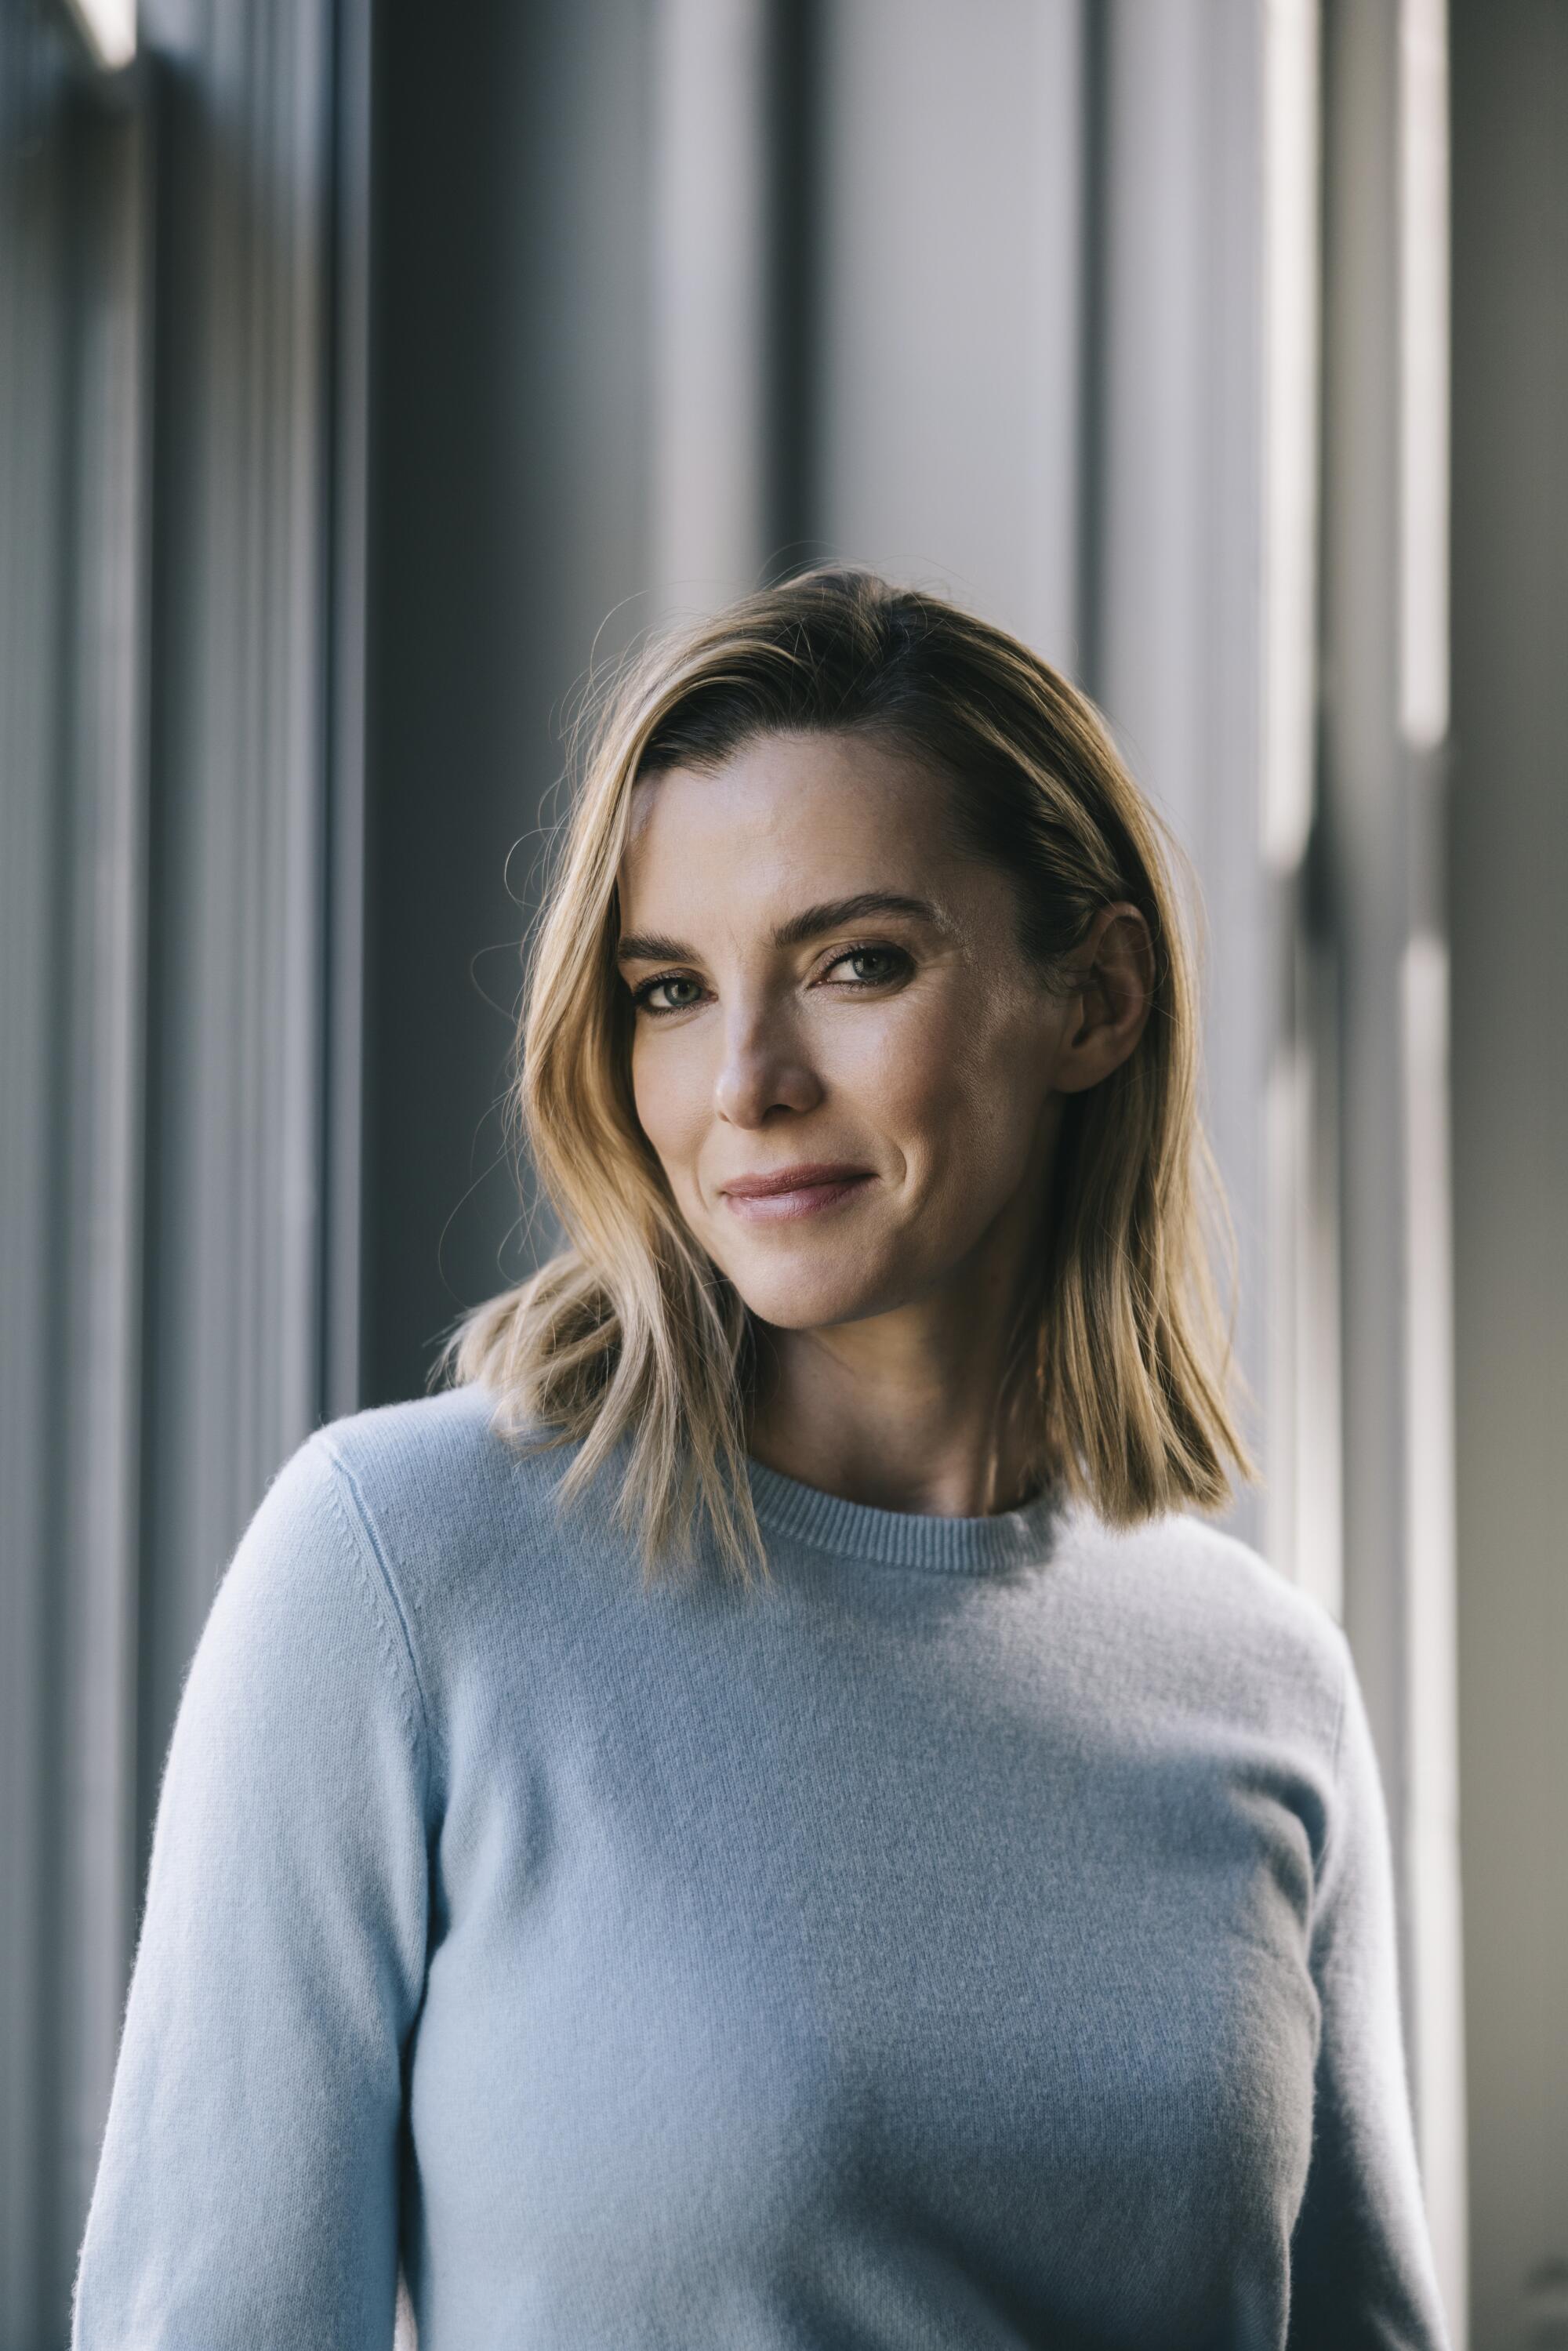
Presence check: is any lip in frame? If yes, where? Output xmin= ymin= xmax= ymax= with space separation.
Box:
xmin=719 ymin=1162 xmax=877 ymax=1224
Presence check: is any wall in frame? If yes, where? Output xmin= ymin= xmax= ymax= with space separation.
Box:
xmin=1450 ymin=4 xmax=1568 ymax=2340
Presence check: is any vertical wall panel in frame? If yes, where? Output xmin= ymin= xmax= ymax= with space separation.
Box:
xmin=1320 ymin=0 xmax=1467 ymax=2329
xmin=362 ymin=0 xmax=654 ymax=1410
xmin=49 ymin=84 xmax=152 ymax=2321
xmin=0 ymin=22 xmax=152 ymax=2333
xmin=0 ymin=2 xmax=348 ymax=2337
xmin=648 ymin=0 xmax=771 ymax=618
xmin=0 ymin=20 xmax=83 ymax=2331
xmin=135 ymin=0 xmax=336 ymax=1764
xmin=1093 ymin=0 xmax=1273 ymax=1558
xmin=1259 ymin=0 xmax=1342 ymax=1622
xmin=323 ymin=0 xmax=372 ymax=1421
xmin=814 ymin=0 xmax=1084 ymax=671
xmin=1450 ymin=3 xmax=1568 ymax=2341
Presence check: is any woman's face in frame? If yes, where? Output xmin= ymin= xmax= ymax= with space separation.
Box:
xmin=615 ymin=728 xmax=1101 ymax=1337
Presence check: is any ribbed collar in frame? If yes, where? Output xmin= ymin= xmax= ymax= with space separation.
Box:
xmin=743 ymin=1453 xmax=1069 ymax=1576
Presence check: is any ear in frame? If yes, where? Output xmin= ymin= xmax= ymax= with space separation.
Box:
xmin=1051 ymin=902 xmax=1156 ymax=1094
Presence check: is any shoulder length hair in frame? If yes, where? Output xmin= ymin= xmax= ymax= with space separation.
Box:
xmin=434 ymin=564 xmax=1258 ymax=1585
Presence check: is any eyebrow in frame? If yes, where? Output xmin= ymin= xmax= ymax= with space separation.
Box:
xmin=615 ymin=891 xmax=952 ymax=968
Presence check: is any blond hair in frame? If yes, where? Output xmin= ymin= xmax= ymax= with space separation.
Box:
xmin=433 ymin=564 xmax=1258 ymax=1584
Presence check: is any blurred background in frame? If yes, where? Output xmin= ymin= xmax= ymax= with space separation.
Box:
xmin=1 ymin=0 xmax=1562 ymax=2343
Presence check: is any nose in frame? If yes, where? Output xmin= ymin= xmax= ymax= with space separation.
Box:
xmin=712 ymin=1004 xmax=823 ymax=1128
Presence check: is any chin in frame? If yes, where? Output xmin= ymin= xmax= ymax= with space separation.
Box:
xmin=724 ymin=1251 xmax=906 ymax=1333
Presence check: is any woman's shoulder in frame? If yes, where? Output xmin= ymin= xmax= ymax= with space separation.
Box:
xmin=307 ymin=1381 xmax=589 ymax=1580
xmin=281 ymin=1386 xmax=618 ymax=1740
xmin=1061 ymin=1500 xmax=1351 ymax=1748
xmin=314 ymin=1378 xmax=564 ymax=1492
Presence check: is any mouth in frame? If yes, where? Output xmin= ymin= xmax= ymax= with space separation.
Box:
xmin=719 ymin=1165 xmax=877 ymax=1224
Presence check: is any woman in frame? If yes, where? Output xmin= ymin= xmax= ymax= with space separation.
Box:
xmin=73 ymin=566 xmax=1451 ymax=2348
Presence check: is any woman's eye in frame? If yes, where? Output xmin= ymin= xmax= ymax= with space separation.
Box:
xmin=825 ymin=945 xmax=909 ymax=987
xmin=633 ymin=974 xmax=705 ymax=1016
xmin=632 ymin=945 xmax=908 ymax=1017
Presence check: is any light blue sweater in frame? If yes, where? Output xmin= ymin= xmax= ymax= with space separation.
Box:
xmin=71 ymin=1381 xmax=1451 ymax=2349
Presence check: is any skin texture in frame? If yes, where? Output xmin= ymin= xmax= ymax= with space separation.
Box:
xmin=616 ymin=729 xmax=1153 ymax=1518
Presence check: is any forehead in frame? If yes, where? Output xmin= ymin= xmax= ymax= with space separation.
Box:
xmin=619 ymin=731 xmax=957 ymax=912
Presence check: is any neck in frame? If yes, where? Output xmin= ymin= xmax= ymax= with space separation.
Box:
xmin=744 ymin=1245 xmax=1052 ymax=1523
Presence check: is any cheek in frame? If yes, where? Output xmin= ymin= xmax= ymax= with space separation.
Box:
xmin=848 ymin=992 xmax=1018 ymax=1144
xmin=630 ymin=1032 xmax=706 ymax=1167
xmin=862 ymin=995 xmax=1050 ymax=1226
xmin=854 ymin=1023 xmax=961 ymax=1137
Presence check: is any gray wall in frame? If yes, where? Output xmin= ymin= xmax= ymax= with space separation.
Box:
xmin=0 ymin=13 xmax=149 ymax=2322
xmin=363 ymin=0 xmax=653 ymax=1407
xmin=1 ymin=1 xmax=349 ymax=2334
xmin=1450 ymin=4 xmax=1568 ymax=2340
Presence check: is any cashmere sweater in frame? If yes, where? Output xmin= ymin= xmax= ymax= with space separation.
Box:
xmin=71 ymin=1380 xmax=1452 ymax=2349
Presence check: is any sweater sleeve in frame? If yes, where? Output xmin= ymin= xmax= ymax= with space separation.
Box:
xmin=70 ymin=1431 xmax=433 ymax=2351
xmin=1286 ymin=1627 xmax=1453 ymax=2350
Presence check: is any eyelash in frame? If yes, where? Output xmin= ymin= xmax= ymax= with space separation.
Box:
xmin=629 ymin=942 xmax=912 ymax=1019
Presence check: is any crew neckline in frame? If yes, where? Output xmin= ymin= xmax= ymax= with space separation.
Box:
xmin=743 ymin=1453 xmax=1070 ymax=1575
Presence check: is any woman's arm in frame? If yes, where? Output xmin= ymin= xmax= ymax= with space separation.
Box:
xmin=1287 ymin=1628 xmax=1454 ymax=2349
xmin=70 ymin=1431 xmax=434 ymax=2349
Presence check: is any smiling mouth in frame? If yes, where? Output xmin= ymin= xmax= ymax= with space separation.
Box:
xmin=720 ymin=1173 xmax=877 ymax=1224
